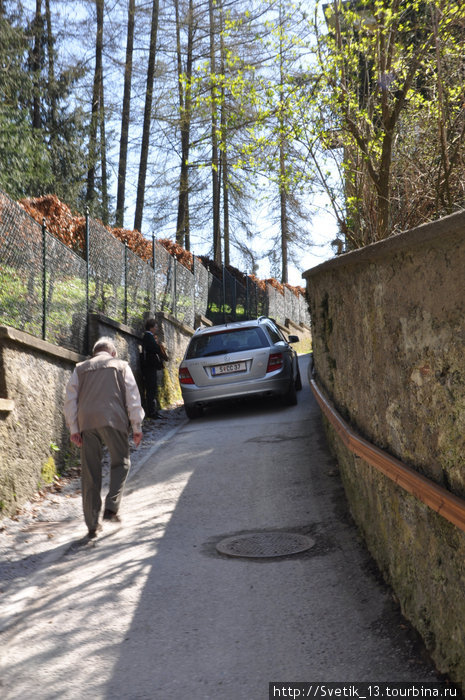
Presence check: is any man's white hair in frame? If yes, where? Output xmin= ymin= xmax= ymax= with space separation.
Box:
xmin=92 ymin=337 xmax=117 ymax=356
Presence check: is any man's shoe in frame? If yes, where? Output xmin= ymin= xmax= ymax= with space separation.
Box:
xmin=88 ymin=524 xmax=102 ymax=538
xmin=103 ymin=509 xmax=121 ymax=523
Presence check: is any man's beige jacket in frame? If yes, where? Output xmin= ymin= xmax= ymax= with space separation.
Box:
xmin=64 ymin=351 xmax=144 ymax=435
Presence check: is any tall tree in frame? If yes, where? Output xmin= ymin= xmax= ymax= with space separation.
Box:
xmin=99 ymin=58 xmax=109 ymax=223
xmin=0 ymin=2 xmax=87 ymax=202
xmin=86 ymin=0 xmax=104 ymax=210
xmin=208 ymin=0 xmax=221 ymax=265
xmin=174 ymin=0 xmax=194 ymax=249
xmin=0 ymin=8 xmax=47 ymax=198
xmin=308 ymin=0 xmax=465 ymax=248
xmin=44 ymin=0 xmax=56 ymax=132
xmin=134 ymin=0 xmax=160 ymax=233
xmin=31 ymin=0 xmax=43 ymax=130
xmin=187 ymin=0 xmax=272 ymax=270
xmin=218 ymin=0 xmax=230 ymax=267
xmin=116 ymin=0 xmax=135 ymax=228
xmin=238 ymin=0 xmax=314 ymax=282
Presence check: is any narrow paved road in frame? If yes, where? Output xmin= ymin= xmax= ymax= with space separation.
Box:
xmin=0 ymin=355 xmax=440 ymax=699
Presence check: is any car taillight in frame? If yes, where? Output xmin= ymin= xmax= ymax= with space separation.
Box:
xmin=179 ymin=367 xmax=194 ymax=385
xmin=266 ymin=353 xmax=283 ymax=373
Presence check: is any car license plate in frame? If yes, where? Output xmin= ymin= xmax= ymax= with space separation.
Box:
xmin=211 ymin=361 xmax=246 ymax=376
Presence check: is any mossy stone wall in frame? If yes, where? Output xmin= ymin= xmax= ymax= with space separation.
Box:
xmin=304 ymin=211 xmax=465 ymax=687
xmin=156 ymin=311 xmax=194 ymax=408
xmin=0 ymin=327 xmax=83 ymax=516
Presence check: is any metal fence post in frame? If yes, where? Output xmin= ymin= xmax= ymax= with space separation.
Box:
xmin=233 ymin=278 xmax=237 ymax=321
xmin=173 ymin=257 xmax=177 ymax=319
xmin=222 ymin=265 xmax=226 ymax=323
xmin=124 ymin=242 xmax=128 ymax=325
xmin=192 ymin=255 xmax=196 ymax=325
xmin=152 ymin=233 xmax=156 ymax=313
xmin=42 ymin=218 xmax=47 ymax=341
xmin=84 ymin=207 xmax=90 ymax=353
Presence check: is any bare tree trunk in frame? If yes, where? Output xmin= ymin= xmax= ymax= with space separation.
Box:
xmin=376 ymin=130 xmax=393 ymax=241
xmin=222 ymin=136 xmax=230 ymax=267
xmin=134 ymin=0 xmax=159 ymax=233
xmin=280 ymin=143 xmax=288 ymax=284
xmin=430 ymin=3 xmax=452 ymax=211
xmin=116 ymin=0 xmax=135 ymax=228
xmin=44 ymin=0 xmax=57 ymax=131
xmin=278 ymin=0 xmax=288 ymax=283
xmin=99 ymin=73 xmax=109 ymax=224
xmin=175 ymin=0 xmax=193 ymax=249
xmin=32 ymin=0 xmax=42 ymax=130
xmin=87 ymin=0 xmax=104 ymax=207
xmin=219 ymin=2 xmax=230 ymax=267
xmin=209 ymin=0 xmax=221 ymax=266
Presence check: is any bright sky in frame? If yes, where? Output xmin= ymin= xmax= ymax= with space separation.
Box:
xmin=280 ymin=210 xmax=337 ymax=286
xmin=252 ymin=197 xmax=339 ymax=287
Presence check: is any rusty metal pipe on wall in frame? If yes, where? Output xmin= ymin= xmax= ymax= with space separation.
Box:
xmin=310 ymin=378 xmax=465 ymax=533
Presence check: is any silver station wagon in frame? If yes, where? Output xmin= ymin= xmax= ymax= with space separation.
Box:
xmin=178 ymin=317 xmax=302 ymax=418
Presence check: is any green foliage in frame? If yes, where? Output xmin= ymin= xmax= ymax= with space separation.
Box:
xmin=40 ymin=456 xmax=56 ymax=487
xmin=0 ymin=7 xmax=88 ymax=208
xmin=0 ymin=264 xmax=88 ymax=341
xmin=157 ymin=366 xmax=182 ymax=408
xmin=308 ymin=0 xmax=465 ymax=247
xmin=0 ymin=15 xmax=53 ymax=197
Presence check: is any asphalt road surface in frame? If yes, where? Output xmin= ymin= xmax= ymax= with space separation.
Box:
xmin=0 ymin=354 xmax=443 ymax=699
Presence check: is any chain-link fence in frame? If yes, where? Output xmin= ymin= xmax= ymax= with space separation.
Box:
xmin=0 ymin=190 xmax=310 ymax=355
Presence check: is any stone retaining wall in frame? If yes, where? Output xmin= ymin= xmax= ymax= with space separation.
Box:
xmin=0 ymin=327 xmax=84 ymax=516
xmin=303 ymin=210 xmax=465 ymax=687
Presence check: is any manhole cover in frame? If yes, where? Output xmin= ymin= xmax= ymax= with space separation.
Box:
xmin=216 ymin=532 xmax=315 ymax=559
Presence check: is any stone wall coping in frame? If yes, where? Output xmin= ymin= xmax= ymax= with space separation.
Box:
xmin=285 ymin=318 xmax=307 ymax=333
xmin=89 ymin=313 xmax=142 ymax=340
xmin=275 ymin=321 xmax=288 ymax=335
xmin=156 ymin=311 xmax=195 ymax=337
xmin=303 ymin=208 xmax=465 ymax=280
xmin=195 ymin=313 xmax=213 ymax=329
xmin=0 ymin=326 xmax=85 ymax=363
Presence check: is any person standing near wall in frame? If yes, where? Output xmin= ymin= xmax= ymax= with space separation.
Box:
xmin=141 ymin=318 xmax=169 ymax=419
xmin=64 ymin=337 xmax=144 ymax=538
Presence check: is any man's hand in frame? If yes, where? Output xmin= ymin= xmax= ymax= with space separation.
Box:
xmin=133 ymin=431 xmax=143 ymax=447
xmin=70 ymin=432 xmax=82 ymax=447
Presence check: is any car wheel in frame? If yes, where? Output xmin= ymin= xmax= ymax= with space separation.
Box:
xmin=185 ymin=404 xmax=203 ymax=419
xmin=283 ymin=378 xmax=297 ymax=406
xmin=295 ymin=366 xmax=303 ymax=391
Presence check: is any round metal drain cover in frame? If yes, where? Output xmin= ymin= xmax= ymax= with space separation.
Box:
xmin=216 ymin=532 xmax=315 ymax=559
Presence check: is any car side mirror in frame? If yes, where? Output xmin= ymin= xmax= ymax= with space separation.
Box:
xmin=288 ymin=335 xmax=299 ymax=344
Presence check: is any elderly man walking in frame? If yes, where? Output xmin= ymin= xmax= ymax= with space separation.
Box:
xmin=64 ymin=337 xmax=144 ymax=538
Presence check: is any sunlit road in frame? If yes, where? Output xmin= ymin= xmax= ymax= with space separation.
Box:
xmin=0 ymin=354 xmax=439 ymax=699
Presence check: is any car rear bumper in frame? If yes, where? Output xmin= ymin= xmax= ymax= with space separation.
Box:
xmin=180 ymin=373 xmax=291 ymax=407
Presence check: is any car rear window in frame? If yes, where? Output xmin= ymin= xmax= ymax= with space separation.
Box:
xmin=186 ymin=327 xmax=269 ymax=359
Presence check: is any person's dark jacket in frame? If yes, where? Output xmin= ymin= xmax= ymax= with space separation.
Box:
xmin=141 ymin=332 xmax=167 ymax=372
